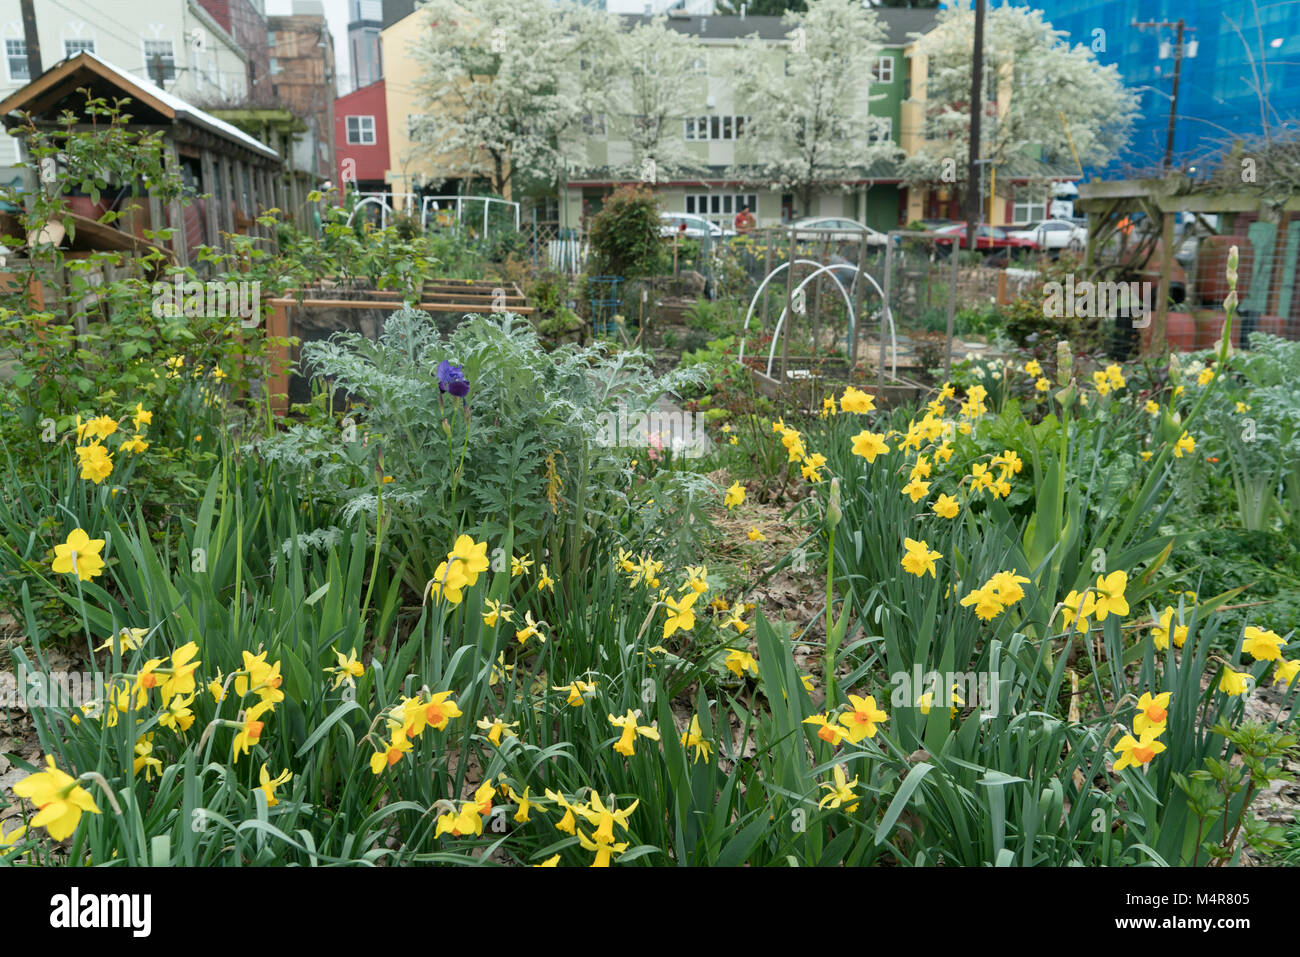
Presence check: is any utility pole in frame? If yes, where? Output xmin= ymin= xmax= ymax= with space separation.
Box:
xmin=19 ymin=0 xmax=41 ymax=80
xmin=1134 ymin=19 xmax=1196 ymax=171
xmin=964 ymin=0 xmax=985 ymax=253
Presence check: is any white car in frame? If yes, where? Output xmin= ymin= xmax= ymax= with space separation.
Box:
xmin=788 ymin=217 xmax=888 ymax=246
xmin=659 ymin=213 xmax=734 ymax=240
xmin=1006 ymin=219 xmax=1087 ymax=252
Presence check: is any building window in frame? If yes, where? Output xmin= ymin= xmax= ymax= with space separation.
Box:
xmin=581 ymin=112 xmax=606 ymax=135
xmin=688 ymin=53 xmax=708 ymax=76
xmin=685 ymin=115 xmax=748 ymax=141
xmin=64 ymin=38 xmax=95 ymax=58
xmin=1013 ymin=195 xmax=1048 ymax=223
xmin=866 ymin=116 xmax=893 ymax=145
xmin=6 ymin=39 xmax=28 ymax=81
xmin=871 ymin=56 xmax=894 ymax=84
xmin=685 ymin=192 xmax=758 ymax=223
xmin=347 ymin=115 xmax=377 ymax=145
xmin=142 ymin=39 xmax=176 ymax=82
xmin=268 ymin=31 xmax=276 ymax=47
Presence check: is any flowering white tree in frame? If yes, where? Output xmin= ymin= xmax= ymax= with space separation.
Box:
xmin=726 ymin=0 xmax=903 ymax=213
xmin=901 ymin=6 xmax=1137 ymax=185
xmin=592 ymin=16 xmax=708 ymax=183
xmin=408 ymin=0 xmax=612 ymax=196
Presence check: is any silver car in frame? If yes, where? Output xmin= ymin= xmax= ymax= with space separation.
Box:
xmin=1005 ymin=219 xmax=1087 ymax=252
xmin=659 ymin=213 xmax=735 ymax=240
xmin=787 ymin=217 xmax=889 ymax=246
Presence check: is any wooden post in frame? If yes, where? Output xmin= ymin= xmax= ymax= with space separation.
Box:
xmin=761 ymin=228 xmax=774 ymax=336
xmin=852 ymin=229 xmax=868 ymax=365
xmin=163 ymin=137 xmax=187 ymax=265
xmin=1152 ymin=208 xmax=1175 ymax=354
xmin=199 ymin=149 xmax=220 ymax=250
xmin=781 ymin=226 xmax=796 ymax=381
xmin=266 ymin=299 xmax=292 ymax=416
xmin=218 ymin=155 xmax=235 ymax=240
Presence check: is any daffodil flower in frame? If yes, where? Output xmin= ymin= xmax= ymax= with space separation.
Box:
xmin=12 ymin=756 xmax=101 ymax=841
xmin=258 ymin=765 xmax=293 ymax=807
xmin=817 ymin=764 xmax=860 ymax=811
xmin=608 ymin=709 xmax=660 ymax=757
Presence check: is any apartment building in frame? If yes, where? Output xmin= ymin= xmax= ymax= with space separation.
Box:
xmin=562 ymin=9 xmax=938 ymax=232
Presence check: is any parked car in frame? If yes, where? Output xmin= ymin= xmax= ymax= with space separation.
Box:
xmin=787 ymin=216 xmax=889 ymax=246
xmin=1005 ymin=218 xmax=1087 ymax=252
xmin=659 ymin=213 xmax=734 ymax=240
xmin=931 ymin=222 xmax=1041 ymax=254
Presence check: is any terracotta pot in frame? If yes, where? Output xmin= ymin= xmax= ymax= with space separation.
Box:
xmin=1139 ymin=311 xmax=1196 ymax=352
xmin=1255 ymin=315 xmax=1286 ymax=339
xmin=1196 ymin=235 xmax=1252 ymax=306
xmin=1192 ymin=308 xmax=1226 ymax=350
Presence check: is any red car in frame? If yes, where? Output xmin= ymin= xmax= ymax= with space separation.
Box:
xmin=931 ymin=222 xmax=1040 ymax=254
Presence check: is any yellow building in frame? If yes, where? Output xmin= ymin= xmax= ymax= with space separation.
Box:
xmin=379 ymin=5 xmax=499 ymax=214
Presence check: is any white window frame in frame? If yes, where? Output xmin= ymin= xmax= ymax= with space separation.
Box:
xmin=64 ymin=38 xmax=96 ymax=58
xmin=872 ymin=55 xmax=894 ymax=84
xmin=866 ymin=115 xmax=893 ymax=145
xmin=141 ymin=38 xmax=176 ymax=83
xmin=1013 ymin=195 xmax=1048 ymax=223
xmin=685 ymin=115 xmax=748 ymax=142
xmin=347 ymin=115 xmax=377 ymax=145
xmin=688 ymin=53 xmax=708 ymax=76
xmin=581 ymin=112 xmax=606 ymax=136
xmin=5 ymin=38 xmax=29 ymax=82
xmin=684 ymin=192 xmax=758 ymax=224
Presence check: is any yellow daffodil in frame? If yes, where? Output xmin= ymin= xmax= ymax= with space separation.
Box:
xmin=12 ymin=756 xmax=101 ymax=841
xmin=515 ymin=610 xmax=547 ymax=644
xmin=840 ymin=386 xmax=875 ymax=413
xmin=325 ymin=647 xmax=366 ymax=689
xmin=724 ymin=481 xmax=746 ymax=508
xmin=1273 ymin=659 xmax=1300 ymax=688
xmin=476 ymin=716 xmax=520 ymax=747
xmin=1092 ymin=571 xmax=1129 ymax=621
xmin=663 ymin=592 xmax=699 ymax=639
xmin=1133 ymin=692 xmax=1172 ymax=736
xmin=1218 ymin=667 xmax=1252 ymax=696
xmin=52 ymin=528 xmax=106 ymax=581
xmin=1151 ymin=607 xmax=1187 ymax=650
xmin=1242 ymin=626 xmax=1286 ymax=662
xmin=838 ymin=694 xmax=887 ymax=742
xmin=608 ymin=709 xmax=660 ymax=757
xmin=724 ymin=647 xmax=758 ymax=678
xmin=900 ymin=538 xmax=941 ymax=578
xmin=850 ymin=429 xmax=890 ymax=462
xmin=679 ymin=714 xmax=712 ymax=763
xmin=258 ymin=765 xmax=292 ymax=807
xmin=817 ymin=764 xmax=860 ymax=811
xmin=1113 ymin=725 xmax=1166 ymax=771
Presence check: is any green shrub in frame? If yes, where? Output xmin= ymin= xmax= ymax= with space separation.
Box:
xmin=587 ymin=185 xmax=665 ymax=278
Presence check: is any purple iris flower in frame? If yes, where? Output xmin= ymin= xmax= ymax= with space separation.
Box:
xmin=436 ymin=359 xmax=470 ymax=397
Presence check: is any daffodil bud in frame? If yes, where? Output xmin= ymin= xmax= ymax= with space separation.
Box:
xmin=1168 ymin=352 xmax=1181 ymax=382
xmin=1223 ymin=290 xmax=1238 ymax=315
xmin=827 ymin=477 xmax=842 ymax=528
xmin=1056 ymin=340 xmax=1073 ymax=386
xmin=1226 ymin=245 xmax=1239 ymax=289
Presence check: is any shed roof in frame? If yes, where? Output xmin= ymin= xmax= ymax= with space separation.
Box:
xmin=0 ymin=52 xmax=280 ymax=163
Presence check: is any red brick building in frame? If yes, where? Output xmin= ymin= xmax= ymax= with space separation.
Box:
xmin=196 ymin=0 xmax=274 ymax=105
